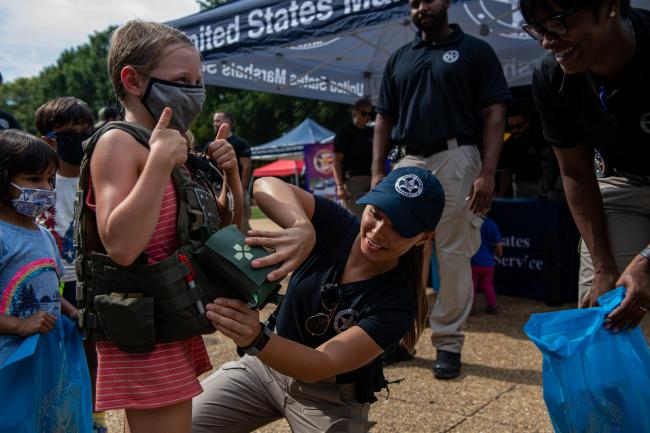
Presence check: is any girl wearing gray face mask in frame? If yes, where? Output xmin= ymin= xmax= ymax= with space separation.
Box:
xmin=84 ymin=20 xmax=245 ymax=433
xmin=140 ymin=76 xmax=206 ymax=133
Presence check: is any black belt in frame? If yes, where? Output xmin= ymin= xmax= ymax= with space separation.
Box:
xmin=594 ymin=151 xmax=650 ymax=179
xmin=405 ymin=137 xmax=474 ymax=158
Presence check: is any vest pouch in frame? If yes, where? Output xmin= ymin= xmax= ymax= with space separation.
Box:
xmin=195 ymin=225 xmax=281 ymax=308
xmin=151 ymin=250 xmax=216 ymax=342
xmin=181 ymin=246 xmax=240 ymax=309
xmin=89 ymin=251 xmax=217 ymax=344
xmin=94 ymin=292 xmax=155 ymax=354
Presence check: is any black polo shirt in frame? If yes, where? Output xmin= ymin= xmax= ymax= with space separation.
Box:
xmin=229 ymin=134 xmax=251 ymax=179
xmin=274 ymin=196 xmax=415 ymax=383
xmin=376 ymin=24 xmax=511 ymax=152
xmin=333 ymin=124 xmax=373 ymax=176
xmin=532 ymin=9 xmax=650 ymax=175
xmin=228 ymin=134 xmax=252 ymax=160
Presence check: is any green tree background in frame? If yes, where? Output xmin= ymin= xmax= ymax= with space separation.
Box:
xmin=0 ymin=21 xmax=352 ymax=149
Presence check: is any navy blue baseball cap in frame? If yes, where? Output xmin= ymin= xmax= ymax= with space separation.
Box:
xmin=356 ymin=167 xmax=445 ymax=238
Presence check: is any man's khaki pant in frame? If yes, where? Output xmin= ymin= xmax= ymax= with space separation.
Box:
xmin=395 ymin=145 xmax=482 ymax=353
xmin=578 ymin=174 xmax=650 ymax=303
xmin=192 ymin=355 xmax=372 ymax=433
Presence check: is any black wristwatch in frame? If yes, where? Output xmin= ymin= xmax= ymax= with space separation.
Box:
xmin=239 ymin=323 xmax=273 ymax=357
xmin=638 ymin=247 xmax=650 ymax=262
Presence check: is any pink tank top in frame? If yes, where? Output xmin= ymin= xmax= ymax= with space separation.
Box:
xmin=144 ymin=179 xmax=178 ymax=263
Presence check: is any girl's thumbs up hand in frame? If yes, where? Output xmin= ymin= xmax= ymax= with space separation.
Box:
xmin=149 ymin=107 xmax=188 ymax=171
xmin=208 ymin=123 xmax=238 ymax=174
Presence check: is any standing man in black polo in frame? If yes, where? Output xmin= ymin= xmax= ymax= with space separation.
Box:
xmin=496 ymin=105 xmax=545 ymax=198
xmin=372 ymin=0 xmax=510 ymax=379
xmin=333 ymin=98 xmax=374 ymax=217
xmin=213 ymin=112 xmax=252 ymax=232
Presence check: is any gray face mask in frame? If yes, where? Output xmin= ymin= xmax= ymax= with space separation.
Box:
xmin=141 ymin=77 xmax=206 ymax=133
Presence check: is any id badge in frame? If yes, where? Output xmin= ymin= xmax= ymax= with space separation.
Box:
xmin=388 ymin=146 xmax=404 ymax=163
xmin=594 ymin=150 xmax=608 ymax=178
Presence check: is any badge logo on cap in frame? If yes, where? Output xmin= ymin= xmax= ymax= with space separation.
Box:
xmin=395 ymin=174 xmax=423 ymax=198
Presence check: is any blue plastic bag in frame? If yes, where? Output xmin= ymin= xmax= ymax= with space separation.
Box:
xmin=0 ymin=315 xmax=92 ymax=433
xmin=524 ymin=287 xmax=650 ymax=433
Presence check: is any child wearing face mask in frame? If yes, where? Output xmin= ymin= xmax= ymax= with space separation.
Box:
xmin=77 ymin=20 xmax=242 ymax=433
xmin=0 ymin=129 xmax=91 ymax=432
xmin=34 ymin=97 xmax=93 ymax=308
xmin=34 ymin=98 xmax=108 ymax=433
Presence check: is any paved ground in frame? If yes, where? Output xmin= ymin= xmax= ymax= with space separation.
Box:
xmin=105 ymin=218 xmax=650 ymax=432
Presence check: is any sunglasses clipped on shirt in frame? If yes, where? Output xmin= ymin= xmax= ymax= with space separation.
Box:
xmin=305 ymin=283 xmax=342 ymax=336
xmin=520 ymin=0 xmax=588 ymax=41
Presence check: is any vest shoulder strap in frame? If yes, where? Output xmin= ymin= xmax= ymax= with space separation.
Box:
xmin=83 ymin=121 xmax=152 ymax=159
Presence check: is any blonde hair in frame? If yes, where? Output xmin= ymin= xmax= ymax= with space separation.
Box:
xmin=108 ymin=20 xmax=195 ymax=102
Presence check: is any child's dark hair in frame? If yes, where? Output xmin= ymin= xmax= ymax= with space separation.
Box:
xmin=0 ymin=130 xmax=59 ymax=206
xmin=34 ymin=97 xmax=94 ymax=135
xmin=520 ymin=0 xmax=631 ymax=27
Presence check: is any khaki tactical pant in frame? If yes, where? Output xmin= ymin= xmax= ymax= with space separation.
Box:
xmin=395 ymin=144 xmax=482 ymax=353
xmin=192 ymin=355 xmax=372 ymax=433
xmin=578 ymin=174 xmax=650 ymax=303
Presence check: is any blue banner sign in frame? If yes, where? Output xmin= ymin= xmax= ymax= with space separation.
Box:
xmin=489 ymin=198 xmax=579 ymax=304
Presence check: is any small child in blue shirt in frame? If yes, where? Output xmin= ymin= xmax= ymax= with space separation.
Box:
xmin=471 ymin=216 xmax=503 ymax=314
xmin=0 ymin=129 xmax=91 ymax=432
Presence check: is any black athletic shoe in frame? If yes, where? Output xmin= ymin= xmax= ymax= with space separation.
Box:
xmin=432 ymin=349 xmax=461 ymax=379
xmin=381 ymin=344 xmax=415 ymax=366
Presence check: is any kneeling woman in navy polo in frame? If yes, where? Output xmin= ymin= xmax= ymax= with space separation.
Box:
xmin=192 ymin=167 xmax=445 ymax=433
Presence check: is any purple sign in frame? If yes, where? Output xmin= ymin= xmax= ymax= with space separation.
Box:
xmin=303 ymin=142 xmax=335 ymax=200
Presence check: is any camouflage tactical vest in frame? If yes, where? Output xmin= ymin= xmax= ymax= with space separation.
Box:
xmin=74 ymin=121 xmax=235 ymax=353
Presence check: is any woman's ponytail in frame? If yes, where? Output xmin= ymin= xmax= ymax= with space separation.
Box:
xmin=398 ymin=244 xmax=428 ymax=353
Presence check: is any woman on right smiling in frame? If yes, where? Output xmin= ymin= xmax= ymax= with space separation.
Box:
xmin=520 ymin=0 xmax=650 ymax=329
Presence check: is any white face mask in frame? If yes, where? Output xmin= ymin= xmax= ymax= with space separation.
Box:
xmin=141 ymin=77 xmax=206 ymax=133
xmin=10 ymin=183 xmax=56 ymax=218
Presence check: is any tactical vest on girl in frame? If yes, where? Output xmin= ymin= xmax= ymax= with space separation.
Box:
xmin=74 ymin=121 xmax=229 ymax=353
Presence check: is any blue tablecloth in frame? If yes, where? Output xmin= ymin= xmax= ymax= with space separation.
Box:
xmin=489 ymin=198 xmax=579 ymax=305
